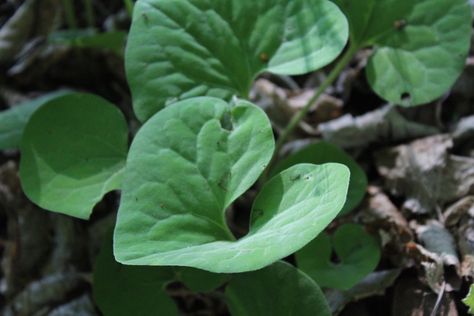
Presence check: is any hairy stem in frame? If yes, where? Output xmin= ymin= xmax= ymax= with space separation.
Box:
xmin=261 ymin=44 xmax=358 ymax=182
xmin=83 ymin=0 xmax=95 ymax=28
xmin=62 ymin=0 xmax=78 ymax=30
xmin=124 ymin=0 xmax=134 ymax=17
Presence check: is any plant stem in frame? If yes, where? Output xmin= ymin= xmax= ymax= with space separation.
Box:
xmin=261 ymin=44 xmax=358 ymax=182
xmin=62 ymin=0 xmax=78 ymax=30
xmin=83 ymin=0 xmax=96 ymax=28
xmin=124 ymin=0 xmax=134 ymax=17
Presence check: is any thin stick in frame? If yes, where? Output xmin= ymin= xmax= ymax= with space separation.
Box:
xmin=430 ymin=281 xmax=446 ymax=316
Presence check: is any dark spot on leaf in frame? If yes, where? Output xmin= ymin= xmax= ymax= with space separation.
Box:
xmin=401 ymin=92 xmax=411 ymax=101
xmin=253 ymin=209 xmax=264 ymax=220
xmin=394 ymin=19 xmax=407 ymax=30
xmin=142 ymin=13 xmax=149 ymax=24
xmin=259 ymin=52 xmax=269 ymax=62
xmin=330 ymin=250 xmax=342 ymax=264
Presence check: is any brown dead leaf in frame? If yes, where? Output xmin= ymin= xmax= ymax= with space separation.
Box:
xmin=318 ymin=105 xmax=439 ymax=149
xmin=357 ymin=186 xmax=413 ymax=267
xmin=375 ymin=135 xmax=474 ymax=214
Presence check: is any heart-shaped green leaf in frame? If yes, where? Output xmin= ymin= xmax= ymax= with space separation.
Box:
xmin=296 ymin=224 xmax=381 ymax=290
xmin=333 ymin=0 xmax=472 ymax=106
xmin=225 ymin=261 xmax=331 ymax=316
xmin=272 ymin=141 xmax=367 ymax=215
xmin=0 ymin=90 xmax=70 ymax=150
xmin=19 ymin=93 xmax=128 ymax=219
xmin=114 ymin=97 xmax=350 ymax=273
xmin=94 ymin=238 xmax=178 ymax=316
xmin=126 ymin=0 xmax=348 ymax=121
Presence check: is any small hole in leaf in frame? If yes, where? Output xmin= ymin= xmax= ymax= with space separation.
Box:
xmin=401 ymin=92 xmax=411 ymax=100
xmin=394 ymin=19 xmax=407 ymax=30
xmin=330 ymin=250 xmax=341 ymax=264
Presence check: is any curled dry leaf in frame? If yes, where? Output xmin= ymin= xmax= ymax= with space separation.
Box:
xmin=444 ymin=196 xmax=474 ymax=278
xmin=1 ymin=272 xmax=87 ymax=316
xmin=0 ymin=161 xmax=51 ymax=298
xmin=318 ymin=105 xmax=439 ymax=149
xmin=415 ymin=220 xmax=460 ymax=268
xmin=375 ymin=135 xmax=474 ymax=214
xmin=408 ymin=219 xmax=462 ymax=293
xmin=48 ymin=294 xmax=98 ymax=316
xmin=357 ymin=186 xmax=413 ymax=267
xmin=0 ymin=0 xmax=60 ymax=65
xmin=325 ymin=269 xmax=401 ymax=315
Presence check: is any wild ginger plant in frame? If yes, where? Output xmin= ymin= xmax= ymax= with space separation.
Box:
xmin=0 ymin=0 xmax=470 ymax=314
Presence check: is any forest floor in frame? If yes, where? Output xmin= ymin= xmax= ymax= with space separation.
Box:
xmin=0 ymin=1 xmax=473 ymax=315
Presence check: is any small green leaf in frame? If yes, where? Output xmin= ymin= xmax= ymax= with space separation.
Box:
xmin=272 ymin=141 xmax=367 ymax=215
xmin=174 ymin=267 xmax=230 ymax=293
xmin=225 ymin=261 xmax=331 ymax=316
xmin=296 ymin=223 xmax=381 ymax=290
xmin=334 ymin=0 xmax=472 ymax=106
xmin=464 ymin=283 xmax=474 ymax=314
xmin=19 ymin=93 xmax=128 ymax=219
xmin=126 ymin=0 xmax=348 ymax=121
xmin=48 ymin=29 xmax=127 ymax=54
xmin=0 ymin=91 xmax=70 ymax=150
xmin=93 ymin=237 xmax=178 ymax=316
xmin=114 ymin=97 xmax=350 ymax=273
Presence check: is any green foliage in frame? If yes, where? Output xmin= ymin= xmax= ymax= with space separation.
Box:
xmin=272 ymin=141 xmax=367 ymax=215
xmin=114 ymin=97 xmax=350 ymax=272
xmin=174 ymin=267 xmax=230 ymax=293
xmin=48 ymin=29 xmax=127 ymax=54
xmin=126 ymin=0 xmax=348 ymax=121
xmin=12 ymin=1 xmax=474 ymax=314
xmin=94 ymin=238 xmax=178 ymax=316
xmin=0 ymin=91 xmax=70 ymax=150
xmin=296 ymin=223 xmax=381 ymax=290
xmin=225 ymin=261 xmax=331 ymax=316
xmin=464 ymin=283 xmax=474 ymax=314
xmin=19 ymin=93 xmax=128 ymax=219
xmin=333 ymin=0 xmax=473 ymax=106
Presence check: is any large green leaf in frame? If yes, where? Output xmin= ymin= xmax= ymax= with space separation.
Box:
xmin=296 ymin=223 xmax=381 ymax=290
xmin=333 ymin=0 xmax=472 ymax=106
xmin=225 ymin=261 xmax=331 ymax=316
xmin=19 ymin=93 xmax=128 ymax=219
xmin=126 ymin=0 xmax=348 ymax=121
xmin=0 ymin=90 xmax=70 ymax=150
xmin=272 ymin=141 xmax=367 ymax=215
xmin=94 ymin=238 xmax=178 ymax=316
xmin=114 ymin=97 xmax=350 ymax=273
